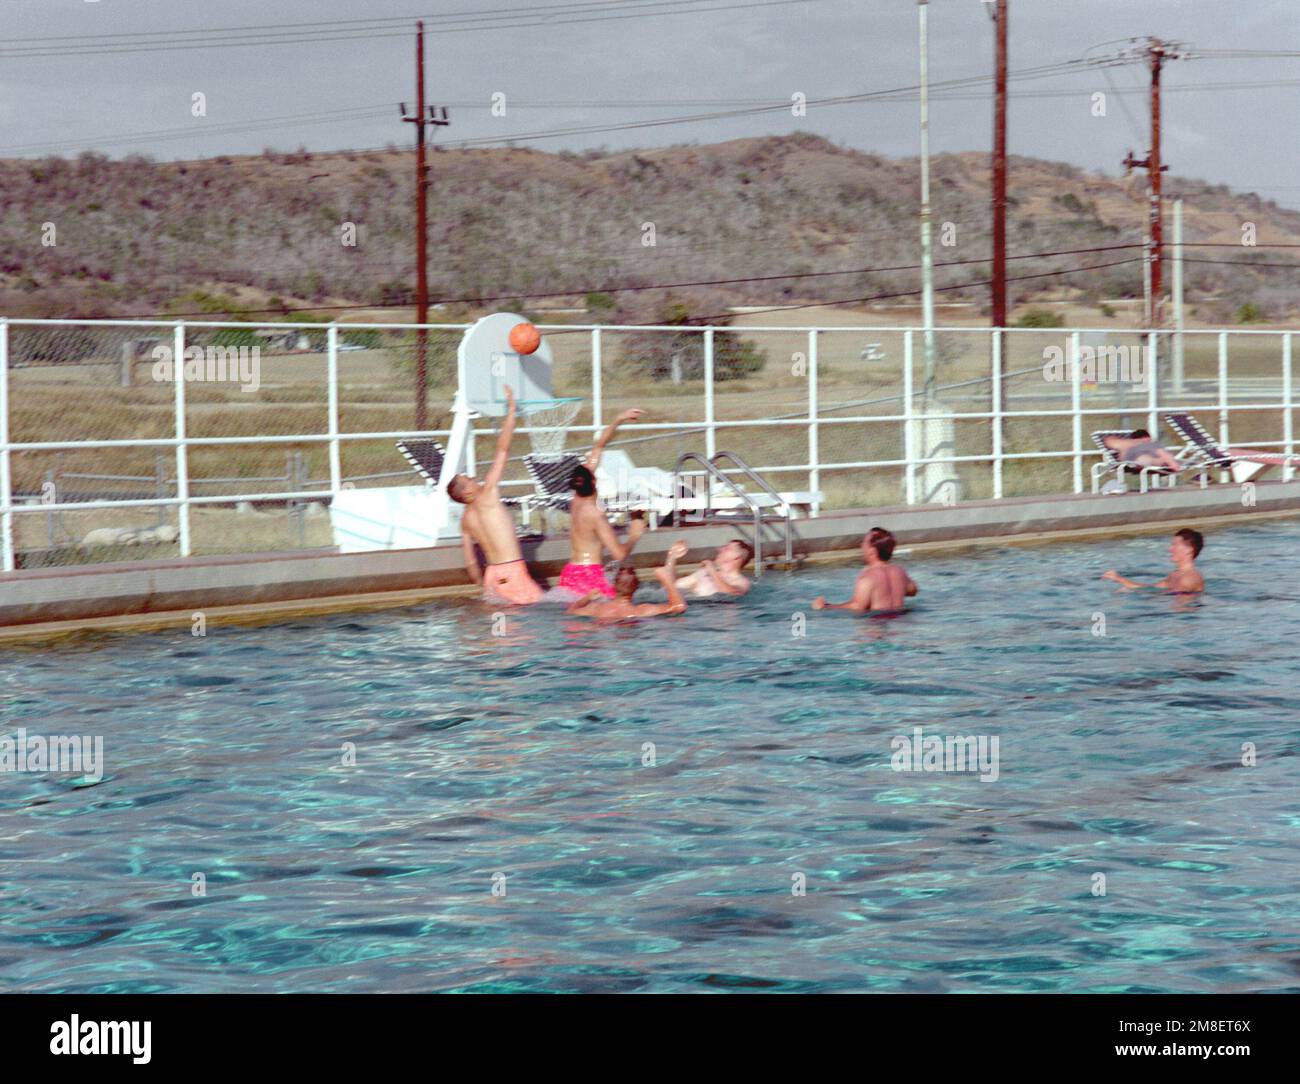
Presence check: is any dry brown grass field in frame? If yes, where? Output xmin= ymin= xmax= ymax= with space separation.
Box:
xmin=9 ymin=301 xmax=1296 ymax=563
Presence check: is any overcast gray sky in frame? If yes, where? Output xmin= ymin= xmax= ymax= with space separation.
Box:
xmin=3 ymin=0 xmax=1299 ymax=206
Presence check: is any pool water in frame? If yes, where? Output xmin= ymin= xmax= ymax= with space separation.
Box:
xmin=2 ymin=522 xmax=1299 ymax=993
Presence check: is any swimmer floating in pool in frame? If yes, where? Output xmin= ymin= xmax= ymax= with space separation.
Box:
xmin=675 ymin=538 xmax=754 ymax=597
xmin=812 ymin=526 xmax=917 ymax=613
xmin=1102 ymin=527 xmax=1205 ymax=594
xmin=447 ymin=386 xmax=545 ymax=606
xmin=566 ymin=541 xmax=689 ymax=621
xmin=560 ymin=408 xmax=647 ymax=598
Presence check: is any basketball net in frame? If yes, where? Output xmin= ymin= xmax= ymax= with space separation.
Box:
xmin=518 ymin=397 xmax=581 ymax=460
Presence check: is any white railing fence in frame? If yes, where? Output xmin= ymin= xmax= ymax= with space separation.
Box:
xmin=0 ymin=318 xmax=1295 ymax=571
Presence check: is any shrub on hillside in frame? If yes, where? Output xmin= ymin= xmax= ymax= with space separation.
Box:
xmin=1015 ymin=308 xmax=1065 ymax=329
xmin=616 ymin=305 xmax=766 ymax=382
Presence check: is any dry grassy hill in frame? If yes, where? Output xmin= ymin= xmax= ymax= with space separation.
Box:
xmin=2 ymin=132 xmax=1298 ymax=324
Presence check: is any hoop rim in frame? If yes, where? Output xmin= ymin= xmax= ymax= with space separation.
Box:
xmin=510 ymin=396 xmax=585 ymax=406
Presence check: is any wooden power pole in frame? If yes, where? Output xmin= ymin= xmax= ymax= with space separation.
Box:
xmin=401 ymin=21 xmax=449 ymax=430
xmin=990 ymin=0 xmax=1008 ymax=334
xmin=1122 ymin=38 xmax=1183 ymax=328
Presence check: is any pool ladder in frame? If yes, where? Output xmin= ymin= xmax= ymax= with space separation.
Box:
xmin=671 ymin=450 xmax=797 ymax=576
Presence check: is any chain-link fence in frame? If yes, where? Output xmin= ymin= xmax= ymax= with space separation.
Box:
xmin=2 ymin=319 xmax=1296 ymax=570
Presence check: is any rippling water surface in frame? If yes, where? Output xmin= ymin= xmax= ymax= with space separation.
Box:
xmin=2 ymin=522 xmax=1299 ymax=992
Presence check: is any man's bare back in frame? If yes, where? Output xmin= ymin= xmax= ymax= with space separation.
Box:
xmin=461 ymin=493 xmax=522 ymax=566
xmin=567 ymin=408 xmax=646 ymax=566
xmin=812 ymin=527 xmax=917 ymax=614
xmin=856 ymin=563 xmax=912 ymax=611
xmin=447 ymin=387 xmax=543 ymax=604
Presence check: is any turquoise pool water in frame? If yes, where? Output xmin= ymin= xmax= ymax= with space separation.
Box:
xmin=2 ymin=521 xmax=1298 ymax=993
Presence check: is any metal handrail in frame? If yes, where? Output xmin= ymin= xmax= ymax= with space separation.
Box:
xmin=710 ymin=449 xmax=794 ymax=567
xmin=672 ymin=451 xmax=767 ymax=576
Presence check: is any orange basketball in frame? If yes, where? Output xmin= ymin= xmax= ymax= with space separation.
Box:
xmin=508 ymin=321 xmax=542 ymax=355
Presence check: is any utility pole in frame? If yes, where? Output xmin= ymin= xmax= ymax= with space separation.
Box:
xmin=918 ymin=0 xmax=936 ymax=399
xmin=401 ymin=20 xmax=449 ymax=430
xmin=986 ymin=0 xmax=1008 ymax=420
xmin=1122 ymin=38 xmax=1184 ymax=328
xmin=989 ymin=0 xmax=1007 ymax=334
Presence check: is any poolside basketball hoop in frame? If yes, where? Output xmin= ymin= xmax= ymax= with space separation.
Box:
xmin=425 ymin=313 xmax=583 ymax=543
xmin=518 ymin=396 xmax=582 ymax=460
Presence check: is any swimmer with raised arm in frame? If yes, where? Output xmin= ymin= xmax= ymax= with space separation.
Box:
xmin=559 ymin=408 xmax=647 ymax=598
xmin=446 ymin=386 xmax=544 ymax=605
xmin=676 ymin=539 xmax=753 ymax=597
xmin=567 ymin=541 xmax=690 ymax=621
xmin=1102 ymin=527 xmax=1205 ymax=594
xmin=812 ymin=527 xmax=917 ymax=613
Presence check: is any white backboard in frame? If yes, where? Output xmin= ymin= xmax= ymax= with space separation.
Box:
xmin=458 ymin=312 xmax=554 ymax=417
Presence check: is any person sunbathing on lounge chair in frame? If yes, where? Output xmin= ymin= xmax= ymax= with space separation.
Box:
xmin=1101 ymin=429 xmax=1183 ymax=473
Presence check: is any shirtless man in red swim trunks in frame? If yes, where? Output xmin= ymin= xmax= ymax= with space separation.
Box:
xmin=566 ymin=541 xmax=690 ymax=621
xmin=558 ymin=407 xmax=647 ymax=599
xmin=447 ymin=387 xmax=545 ymax=605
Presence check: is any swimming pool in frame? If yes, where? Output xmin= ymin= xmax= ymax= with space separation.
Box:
xmin=2 ymin=521 xmax=1298 ymax=993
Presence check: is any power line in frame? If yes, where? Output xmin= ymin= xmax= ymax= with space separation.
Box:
xmin=118 ymin=244 xmax=1146 ymax=320
xmin=0 ymin=0 xmax=828 ymax=59
xmin=1183 ymin=257 xmax=1300 ymax=269
xmin=630 ymin=255 xmax=1148 ymax=327
xmin=0 ymin=58 xmax=1105 ymax=157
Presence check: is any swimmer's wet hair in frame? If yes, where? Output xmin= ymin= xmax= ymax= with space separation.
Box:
xmin=446 ymin=476 xmax=469 ymax=504
xmin=867 ymin=526 xmax=896 ymax=561
xmin=730 ymin=539 xmax=755 ymax=567
xmin=613 ymin=563 xmax=639 ymax=596
xmin=1130 ymin=428 xmax=1152 ymax=439
xmin=570 ymin=464 xmax=596 ymax=497
xmin=1175 ymin=527 xmax=1204 ymax=558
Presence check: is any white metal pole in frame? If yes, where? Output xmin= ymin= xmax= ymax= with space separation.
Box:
xmin=1146 ymin=330 xmax=1159 ymax=438
xmin=807 ymin=329 xmax=820 ymax=514
xmin=1283 ymin=331 xmax=1293 ymax=483
xmin=703 ymin=326 xmax=716 ymax=459
xmin=918 ymin=0 xmax=936 ymax=400
xmin=591 ymin=327 xmax=603 ymax=431
xmin=1142 ymin=211 xmax=1152 ymax=330
xmin=1218 ymin=330 xmax=1229 ymax=446
xmin=1172 ymin=198 xmax=1184 ymax=396
xmin=1070 ymin=330 xmax=1083 ymax=493
xmin=990 ymin=328 xmax=1003 ymax=500
xmin=0 ymin=320 xmax=12 ymax=572
xmin=173 ymin=323 xmax=191 ymax=556
xmin=903 ymin=330 xmax=917 ymax=504
xmin=327 ymin=325 xmax=342 ymax=495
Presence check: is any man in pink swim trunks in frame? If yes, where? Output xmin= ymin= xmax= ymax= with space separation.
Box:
xmin=558 ymin=407 xmax=647 ymax=598
xmin=567 ymin=541 xmax=690 ymax=621
xmin=447 ymin=387 xmax=545 ymax=605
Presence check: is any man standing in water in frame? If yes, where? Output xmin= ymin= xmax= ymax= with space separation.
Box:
xmin=567 ymin=541 xmax=690 ymax=621
xmin=1102 ymin=527 xmax=1205 ymax=593
xmin=447 ymin=387 xmax=545 ymax=605
xmin=812 ymin=527 xmax=918 ymax=614
xmin=559 ymin=407 xmax=647 ymax=598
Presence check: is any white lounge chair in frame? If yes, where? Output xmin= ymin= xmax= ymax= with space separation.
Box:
xmin=1089 ymin=430 xmax=1207 ymax=494
xmin=1162 ymin=411 xmax=1300 ymax=484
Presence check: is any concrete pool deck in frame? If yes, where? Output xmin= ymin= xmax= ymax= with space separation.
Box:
xmin=3 ymin=478 xmax=1300 ymax=643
